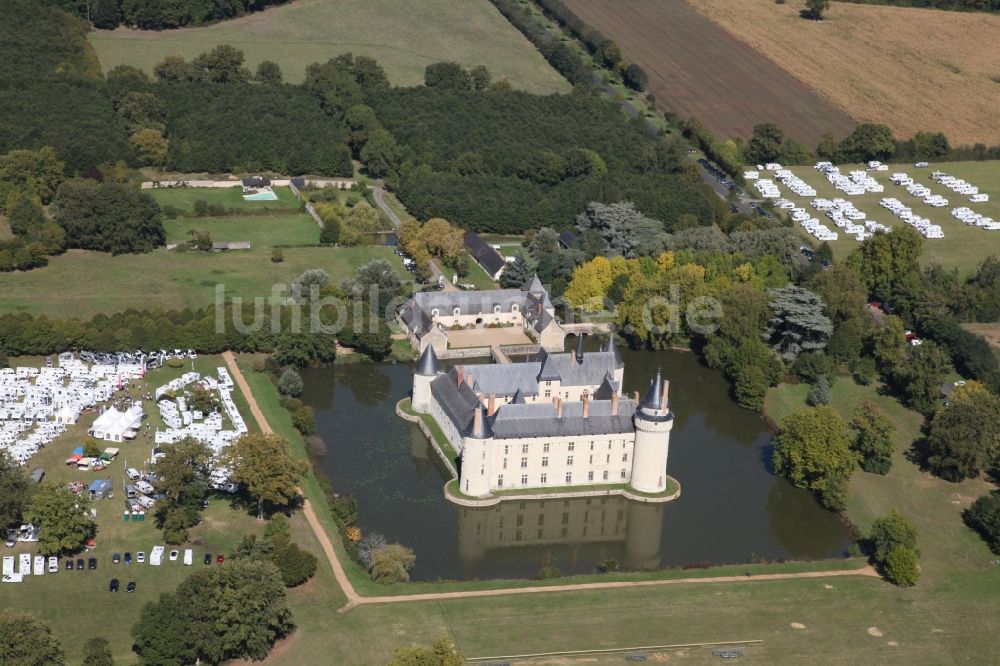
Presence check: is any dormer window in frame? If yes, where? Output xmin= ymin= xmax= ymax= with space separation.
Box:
xmin=431 ymin=308 xmax=439 ymax=317
xmin=494 ymin=305 xmax=501 ymax=313
xmin=512 ymin=304 xmax=519 ymax=312
xmin=453 ymin=307 xmax=460 ymax=316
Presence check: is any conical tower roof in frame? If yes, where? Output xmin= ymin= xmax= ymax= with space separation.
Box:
xmin=606 ymin=333 xmax=624 ymax=369
xmin=641 ymin=369 xmax=663 ymax=410
xmin=575 ymin=333 xmax=586 ymax=364
xmin=524 ymin=274 xmax=544 ymax=294
xmin=415 ymin=345 xmax=440 ymax=376
xmin=511 ymin=388 xmax=527 ymax=404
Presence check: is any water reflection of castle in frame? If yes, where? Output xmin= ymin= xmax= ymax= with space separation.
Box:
xmin=457 ymin=495 xmax=664 ymax=571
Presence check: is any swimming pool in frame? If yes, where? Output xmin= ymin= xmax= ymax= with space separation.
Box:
xmin=243 ymin=190 xmax=279 ymax=201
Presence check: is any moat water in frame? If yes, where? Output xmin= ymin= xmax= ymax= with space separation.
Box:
xmin=301 ymin=340 xmax=852 ymax=581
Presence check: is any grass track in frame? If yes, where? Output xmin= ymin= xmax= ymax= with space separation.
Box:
xmin=88 ymin=0 xmax=569 ymax=94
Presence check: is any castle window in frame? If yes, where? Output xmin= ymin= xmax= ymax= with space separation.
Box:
xmin=502 ymin=458 xmax=507 ymax=469
xmin=590 ymin=442 xmax=594 ymax=451
xmin=538 ymin=514 xmax=545 ymax=526
xmin=543 ymin=443 xmax=550 ymax=453
xmin=497 ymin=475 xmax=504 ymax=487
xmin=512 ymin=304 xmax=519 ymax=312
xmin=504 ymin=445 xmax=509 ymax=455
xmin=453 ymin=307 xmax=460 ymax=316
xmin=545 ymin=381 xmax=551 ymax=387
xmin=622 ymin=453 xmax=628 ymax=463
xmin=521 ymin=457 xmax=528 ymax=468
xmin=565 ymin=472 xmax=572 ymax=484
xmin=588 ymin=471 xmax=594 ymax=481
xmin=567 ymin=456 xmax=573 ymax=466
xmin=431 ymin=308 xmax=439 ymax=317
xmin=589 ymin=455 xmax=593 ymax=464
xmin=603 ymin=470 xmax=609 ymax=481
xmin=544 ymin=390 xmax=551 ymax=398
xmin=521 ymin=474 xmax=528 ymax=485
xmin=541 ymin=457 xmax=548 ymax=467
xmin=568 ymin=442 xmax=575 ymax=451
xmin=541 ymin=473 xmax=547 ymax=484
xmin=606 ymin=454 xmax=610 ymax=464
xmin=522 ymin=444 xmax=529 ymax=454
xmin=562 ymin=512 xmax=569 ymax=525
xmin=494 ymin=305 xmax=501 ymax=313
xmin=620 ymin=469 xmax=627 ymax=480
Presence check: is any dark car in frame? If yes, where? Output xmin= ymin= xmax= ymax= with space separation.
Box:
xmin=112 ymin=552 xmax=121 ymax=564
xmin=109 ymin=578 xmax=119 ymax=592
xmin=76 ymin=558 xmax=84 ymax=570
xmin=88 ymin=557 xmax=97 ymax=570
xmin=124 ymin=552 xmax=132 ymax=565
xmin=204 ymin=553 xmax=212 ymax=565
xmin=126 ymin=581 xmax=136 ymax=593
xmin=65 ymin=559 xmax=74 ymax=571
xmin=216 ymin=555 xmax=225 ymax=564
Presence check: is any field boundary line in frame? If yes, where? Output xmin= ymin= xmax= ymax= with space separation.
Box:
xmin=467 ymin=638 xmax=763 ymax=662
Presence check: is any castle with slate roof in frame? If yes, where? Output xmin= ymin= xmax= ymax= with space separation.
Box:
xmin=411 ymin=334 xmax=675 ymax=499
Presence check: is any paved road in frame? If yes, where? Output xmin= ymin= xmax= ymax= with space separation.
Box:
xmin=693 ymin=159 xmax=753 ymax=215
xmin=372 ymin=186 xmax=456 ymax=291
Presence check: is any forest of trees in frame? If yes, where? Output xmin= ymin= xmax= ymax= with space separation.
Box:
xmin=55 ymin=0 xmax=294 ymax=29
xmin=836 ymin=0 xmax=1000 ymax=12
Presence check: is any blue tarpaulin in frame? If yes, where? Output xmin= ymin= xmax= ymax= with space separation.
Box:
xmin=72 ymin=447 xmax=84 ymax=456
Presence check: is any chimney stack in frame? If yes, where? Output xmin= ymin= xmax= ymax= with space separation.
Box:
xmin=488 ymin=393 xmax=496 ymax=417
xmin=472 ymin=405 xmax=483 ymax=436
xmin=456 ymin=366 xmax=464 ymax=387
xmin=661 ymin=380 xmax=669 ymax=410
xmin=554 ymin=397 xmax=563 ymax=418
xmin=582 ymin=394 xmax=589 ymax=418
xmin=466 ymin=372 xmax=474 ymax=389
xmin=536 ymin=302 xmax=542 ymax=316
xmin=611 ymin=392 xmax=620 ymax=416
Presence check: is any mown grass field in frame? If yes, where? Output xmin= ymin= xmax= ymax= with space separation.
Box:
xmin=163 ymin=213 xmax=320 ymax=247
xmin=778 ymin=161 xmax=1000 ymax=276
xmin=87 ymin=0 xmax=570 ymax=93
xmin=148 ymin=185 xmax=300 ymax=213
xmin=563 ymin=0 xmax=855 ymax=144
xmin=691 ymin=0 xmax=1000 ymax=146
xmin=0 ymin=245 xmax=403 ymax=319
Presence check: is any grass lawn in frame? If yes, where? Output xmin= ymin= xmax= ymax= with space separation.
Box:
xmin=0 ymin=355 xmax=276 ymax=664
xmin=148 ymin=185 xmax=299 ymax=213
xmin=87 ymin=0 xmax=569 ymax=94
xmin=163 ymin=213 xmax=320 ymax=247
xmin=780 ymin=161 xmax=1000 ymax=277
xmin=462 ymin=259 xmax=499 ymax=290
xmin=0 ymin=245 xmax=404 ymax=319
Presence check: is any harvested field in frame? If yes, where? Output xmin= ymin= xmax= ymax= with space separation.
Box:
xmin=691 ymin=0 xmax=1000 ymax=146
xmin=563 ymin=0 xmax=855 ymax=144
xmin=962 ymin=323 xmax=1000 ymax=350
xmin=88 ymin=0 xmax=569 ymax=94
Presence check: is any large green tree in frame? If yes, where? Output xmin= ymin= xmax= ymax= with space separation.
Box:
xmin=773 ymin=406 xmax=857 ymax=510
xmin=0 ymin=610 xmax=65 ymax=666
xmin=224 ymin=434 xmax=308 ymax=520
xmin=764 ymin=286 xmax=833 ymax=362
xmin=923 ymin=383 xmax=1000 ymax=480
xmin=0 ymin=449 xmax=31 ymax=528
xmin=131 ymin=592 xmax=195 ymax=666
xmin=152 ymin=437 xmax=212 ymax=543
xmin=850 ymin=401 xmax=895 ymax=475
xmin=53 ymin=179 xmax=165 ymax=255
xmin=846 ymin=226 xmax=922 ymax=304
xmin=964 ymin=491 xmax=1000 ymax=555
xmin=24 ymin=482 xmax=95 ymax=555
xmin=81 ymin=637 xmax=114 ymax=666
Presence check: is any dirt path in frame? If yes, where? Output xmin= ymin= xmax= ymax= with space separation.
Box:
xmin=223 ymin=351 xmax=880 ymax=612
xmin=372 ymin=186 xmax=456 ymax=290
xmin=222 ymin=351 xmax=361 ymax=608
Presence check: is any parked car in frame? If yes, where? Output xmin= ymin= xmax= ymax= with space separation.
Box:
xmin=112 ymin=552 xmax=121 ymax=564
xmin=65 ymin=559 xmax=74 ymax=571
xmin=109 ymin=578 xmax=119 ymax=592
xmin=216 ymin=555 xmax=225 ymax=564
xmin=204 ymin=553 xmax=212 ymax=566
xmin=126 ymin=581 xmax=136 ymax=593
xmin=76 ymin=558 xmax=85 ymax=570
xmin=169 ymin=550 xmax=179 ymax=561
xmin=47 ymin=557 xmax=58 ymax=573
xmin=88 ymin=558 xmax=97 ymax=570
xmin=136 ymin=551 xmax=145 ymax=564
xmin=4 ymin=533 xmax=16 ymax=548
xmin=124 ymin=552 xmax=132 ymax=565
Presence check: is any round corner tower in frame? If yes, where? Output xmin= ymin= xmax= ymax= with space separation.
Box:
xmin=630 ymin=370 xmax=674 ymax=493
xmin=412 ymin=344 xmax=440 ymax=413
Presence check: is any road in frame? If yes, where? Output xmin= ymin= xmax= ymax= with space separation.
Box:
xmin=372 ymin=186 xmax=456 ymax=291
xmin=692 ymin=158 xmax=753 ymax=215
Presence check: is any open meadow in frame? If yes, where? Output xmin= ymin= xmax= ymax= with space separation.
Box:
xmin=690 ymin=0 xmax=1000 ymax=146
xmin=148 ymin=185 xmax=300 ymax=214
xmin=87 ymin=0 xmax=570 ymax=93
xmin=772 ymin=161 xmax=1000 ymax=276
xmin=563 ymin=0 xmax=855 ymax=144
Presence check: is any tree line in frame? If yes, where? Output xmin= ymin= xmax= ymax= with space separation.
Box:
xmin=58 ymin=0 xmax=295 ymax=29
xmin=836 ymin=0 xmax=1000 ymax=12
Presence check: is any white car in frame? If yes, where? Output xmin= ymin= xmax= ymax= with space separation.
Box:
xmin=183 ymin=549 xmax=193 ymax=566
xmin=169 ymin=550 xmax=179 ymax=561
xmin=47 ymin=556 xmax=58 ymax=573
xmin=136 ymin=551 xmax=145 ymax=564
